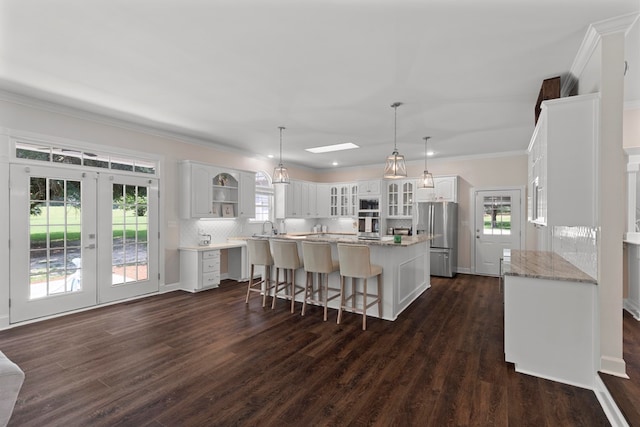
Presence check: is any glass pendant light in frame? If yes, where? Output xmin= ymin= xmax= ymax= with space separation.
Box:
xmin=420 ymin=136 xmax=434 ymax=188
xmin=383 ymin=102 xmax=408 ymax=179
xmin=273 ymin=126 xmax=290 ymax=184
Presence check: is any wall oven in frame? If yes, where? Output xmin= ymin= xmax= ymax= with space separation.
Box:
xmin=358 ymin=197 xmax=381 ymax=239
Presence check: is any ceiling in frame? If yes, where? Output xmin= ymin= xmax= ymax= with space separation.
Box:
xmin=1 ymin=0 xmax=638 ymax=171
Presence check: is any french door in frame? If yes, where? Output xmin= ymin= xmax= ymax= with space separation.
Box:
xmin=474 ymin=189 xmax=522 ymax=276
xmin=97 ymin=173 xmax=158 ymax=303
xmin=9 ymin=164 xmax=158 ymax=323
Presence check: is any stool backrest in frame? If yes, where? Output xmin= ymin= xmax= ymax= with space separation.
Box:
xmin=337 ymin=244 xmax=373 ymax=278
xmin=302 ymin=241 xmax=334 ymax=274
xmin=270 ymin=239 xmax=303 ymax=269
xmin=247 ymin=239 xmax=273 ymax=266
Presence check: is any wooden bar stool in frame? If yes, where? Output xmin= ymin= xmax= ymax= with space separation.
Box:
xmin=270 ymin=239 xmax=305 ymax=313
xmin=245 ymin=238 xmax=274 ymax=307
xmin=301 ymin=241 xmax=341 ymax=321
xmin=336 ymin=243 xmax=383 ymax=330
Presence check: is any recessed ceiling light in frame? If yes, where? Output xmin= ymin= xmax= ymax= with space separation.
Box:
xmin=267 ymin=154 xmax=274 ymax=158
xmin=427 ymin=151 xmax=435 ymax=156
xmin=305 ymin=142 xmax=359 ymax=154
xmin=332 ymin=161 xmax=338 ymax=166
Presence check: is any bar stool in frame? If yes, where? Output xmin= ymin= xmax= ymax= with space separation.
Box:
xmin=245 ymin=238 xmax=274 ymax=307
xmin=336 ymin=244 xmax=383 ymax=331
xmin=270 ymin=239 xmax=305 ymax=313
xmin=301 ymin=241 xmax=341 ymax=321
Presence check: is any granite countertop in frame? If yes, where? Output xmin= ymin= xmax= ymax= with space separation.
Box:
xmin=247 ymin=233 xmax=434 ymax=247
xmin=503 ymin=249 xmax=597 ymax=284
xmin=179 ymin=241 xmax=247 ymax=251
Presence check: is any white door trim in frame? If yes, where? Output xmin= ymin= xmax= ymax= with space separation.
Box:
xmin=470 ymin=186 xmax=526 ymax=275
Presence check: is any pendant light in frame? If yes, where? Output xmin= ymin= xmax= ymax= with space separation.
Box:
xmin=420 ymin=136 xmax=434 ymax=188
xmin=383 ymin=102 xmax=408 ymax=179
xmin=273 ymin=126 xmax=290 ymax=184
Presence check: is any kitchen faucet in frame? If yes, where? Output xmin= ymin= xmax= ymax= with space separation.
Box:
xmin=262 ymin=220 xmax=276 ymax=235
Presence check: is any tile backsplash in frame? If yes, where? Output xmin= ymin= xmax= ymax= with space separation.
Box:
xmin=180 ymin=217 xmax=358 ymax=246
xmin=552 ymin=225 xmax=597 ymax=280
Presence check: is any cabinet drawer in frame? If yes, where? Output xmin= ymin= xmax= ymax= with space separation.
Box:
xmin=203 ymin=258 xmax=220 ymax=273
xmin=202 ymin=272 xmax=220 ymax=288
xmin=202 ymin=250 xmax=219 ymax=260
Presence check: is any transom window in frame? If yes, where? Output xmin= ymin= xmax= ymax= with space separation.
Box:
xmin=15 ymin=141 xmax=157 ymax=175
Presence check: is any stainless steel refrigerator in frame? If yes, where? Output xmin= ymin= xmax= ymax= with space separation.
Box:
xmin=415 ymin=202 xmax=458 ymax=277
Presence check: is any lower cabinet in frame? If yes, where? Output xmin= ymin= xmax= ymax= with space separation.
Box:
xmin=180 ymin=249 xmax=221 ymax=291
xmin=504 ymin=274 xmax=597 ymax=389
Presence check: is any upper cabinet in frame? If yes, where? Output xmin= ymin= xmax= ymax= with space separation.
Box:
xmin=238 ymin=171 xmax=256 ymax=218
xmin=275 ymin=180 xmax=322 ymax=219
xmin=326 ymin=183 xmax=357 ymax=218
xmin=179 ymin=160 xmax=255 ymax=219
xmin=527 ymin=94 xmax=598 ymax=227
xmin=386 ymin=179 xmax=415 ymax=218
xmin=316 ymin=184 xmax=331 ymax=218
xmin=358 ymin=179 xmax=381 ymax=196
xmin=415 ymin=176 xmax=458 ymax=202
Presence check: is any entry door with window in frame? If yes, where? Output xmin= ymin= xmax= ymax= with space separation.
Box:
xmin=10 ymin=165 xmax=159 ymax=323
xmin=474 ymin=189 xmax=521 ymax=276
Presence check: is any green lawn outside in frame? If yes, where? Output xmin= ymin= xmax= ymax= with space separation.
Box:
xmin=30 ymin=206 xmax=147 ymax=243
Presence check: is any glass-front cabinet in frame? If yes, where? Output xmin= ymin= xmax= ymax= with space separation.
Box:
xmin=387 ymin=179 xmax=414 ymax=218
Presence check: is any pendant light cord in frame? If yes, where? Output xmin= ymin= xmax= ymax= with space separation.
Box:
xmin=424 ymin=136 xmax=431 ymax=170
xmin=278 ymin=126 xmax=285 ymax=165
xmin=391 ymin=102 xmax=402 ymax=153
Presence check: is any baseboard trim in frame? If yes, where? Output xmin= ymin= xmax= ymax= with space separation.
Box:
xmin=623 ymin=298 xmax=640 ymax=320
xmin=594 ymin=374 xmax=630 ymax=427
xmin=600 ymin=356 xmax=629 ymax=379
xmin=161 ymin=281 xmax=182 ymax=293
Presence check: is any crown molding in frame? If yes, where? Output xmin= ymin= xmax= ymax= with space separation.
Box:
xmin=562 ymin=12 xmax=640 ymax=97
xmin=0 ymin=87 xmax=318 ymax=172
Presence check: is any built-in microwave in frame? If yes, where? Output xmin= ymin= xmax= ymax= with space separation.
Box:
xmin=359 ymin=197 xmax=380 ymax=211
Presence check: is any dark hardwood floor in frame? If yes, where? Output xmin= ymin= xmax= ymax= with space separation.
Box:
xmin=600 ymin=310 xmax=640 ymax=426
xmin=0 ymin=274 xmax=609 ymax=426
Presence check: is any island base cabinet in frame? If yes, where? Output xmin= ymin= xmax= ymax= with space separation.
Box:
xmin=504 ymin=275 xmax=597 ymax=389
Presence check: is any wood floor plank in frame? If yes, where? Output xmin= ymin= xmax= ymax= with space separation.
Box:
xmin=0 ymin=275 xmax=611 ymax=426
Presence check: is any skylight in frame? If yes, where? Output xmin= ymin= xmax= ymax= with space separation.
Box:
xmin=305 ymin=142 xmax=359 ymax=154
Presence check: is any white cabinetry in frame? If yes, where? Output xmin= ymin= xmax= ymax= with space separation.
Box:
xmin=386 ymin=179 xmax=415 ymax=218
xmin=504 ymin=274 xmax=597 ymax=389
xmin=527 ymin=94 xmax=598 ymax=226
xmin=415 ymin=176 xmax=458 ymax=202
xmin=316 ymin=184 xmax=331 ymax=218
xmin=179 ymin=161 xmax=255 ymax=219
xmin=328 ymin=183 xmax=356 ymax=218
xmin=275 ymin=180 xmax=321 ymax=219
xmin=358 ymin=180 xmax=381 ymax=196
xmin=238 ymin=171 xmax=256 ymax=218
xmin=180 ymin=249 xmax=220 ymax=291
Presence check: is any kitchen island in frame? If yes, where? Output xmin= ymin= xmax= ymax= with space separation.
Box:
xmin=251 ymin=233 xmax=434 ymax=322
